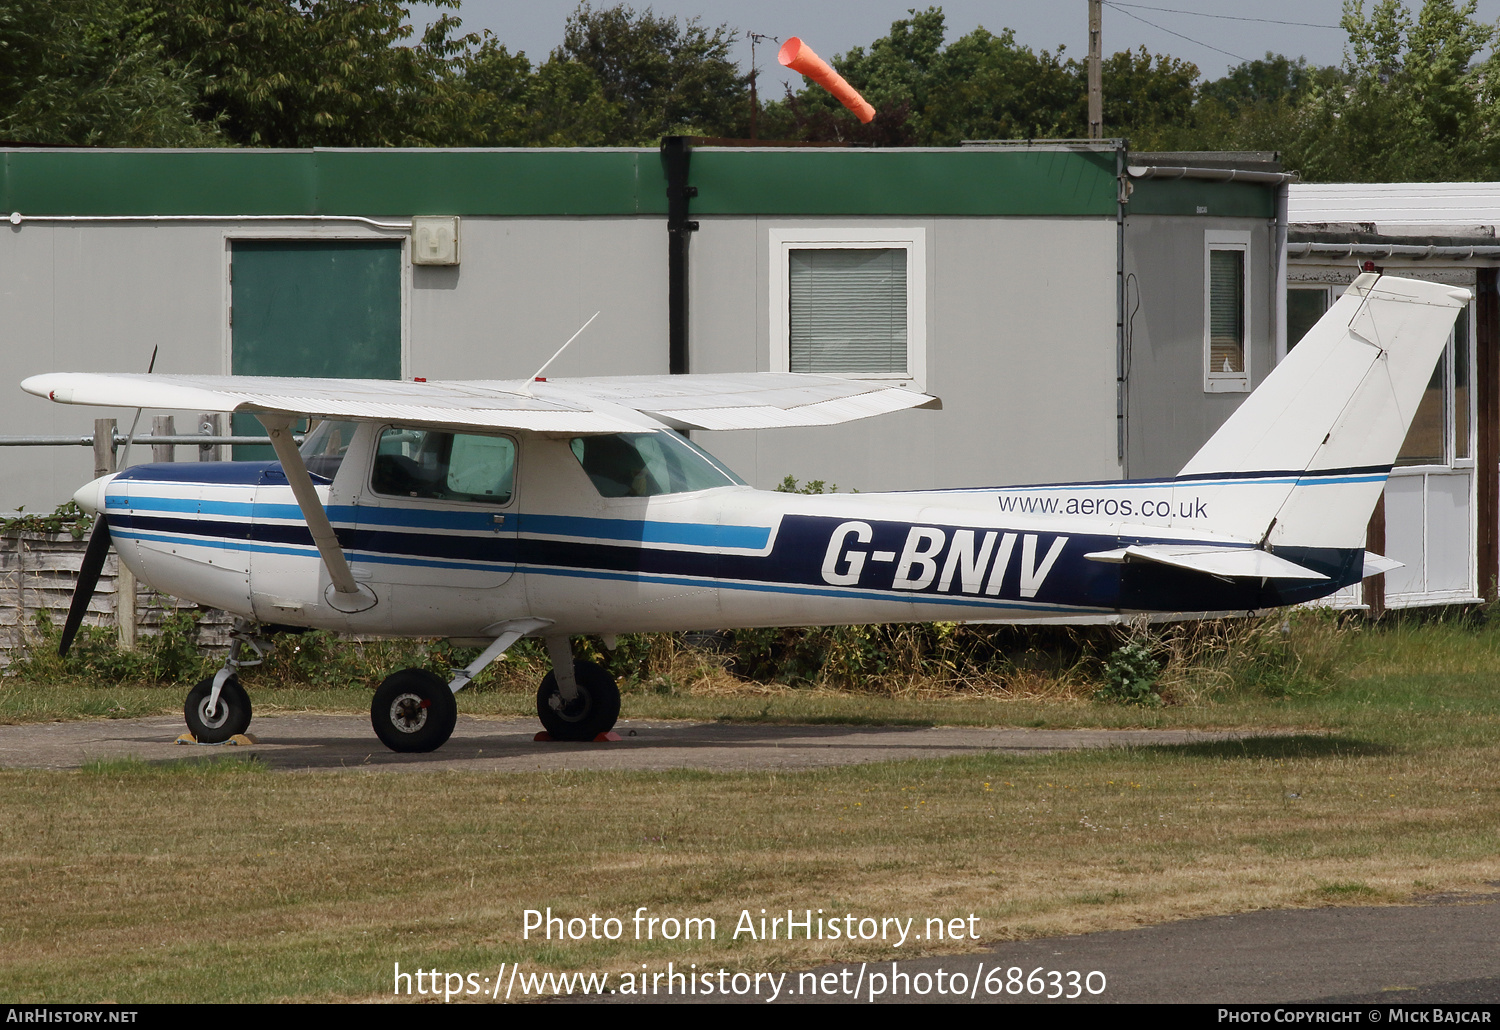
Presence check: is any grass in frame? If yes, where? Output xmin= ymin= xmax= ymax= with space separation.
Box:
xmin=1 ymin=610 xmax=1499 ymax=1001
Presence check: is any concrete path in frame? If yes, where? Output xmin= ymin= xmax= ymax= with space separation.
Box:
xmin=768 ymin=892 xmax=1500 ymax=1004
xmin=0 ymin=714 xmax=1270 ymax=773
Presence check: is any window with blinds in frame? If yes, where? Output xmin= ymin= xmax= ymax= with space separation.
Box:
xmin=788 ymin=248 xmax=908 ymax=374
xmin=1203 ymin=233 xmax=1250 ymax=392
xmin=1208 ymin=249 xmax=1245 ymax=375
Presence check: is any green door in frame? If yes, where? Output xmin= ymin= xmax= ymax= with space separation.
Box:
xmin=231 ymin=239 xmax=402 ymax=459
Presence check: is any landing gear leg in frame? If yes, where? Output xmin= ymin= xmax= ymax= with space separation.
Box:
xmin=536 ymin=635 xmax=621 ymax=742
xmin=184 ymin=619 xmax=268 ymax=743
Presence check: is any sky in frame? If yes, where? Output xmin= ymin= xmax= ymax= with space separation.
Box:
xmin=406 ymin=1 xmax=1500 ymax=84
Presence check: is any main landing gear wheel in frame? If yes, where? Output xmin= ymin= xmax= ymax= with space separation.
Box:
xmin=371 ymin=668 xmax=458 ymax=753
xmin=184 ymin=674 xmax=252 ymax=743
xmin=536 ymin=660 xmax=621 ymax=742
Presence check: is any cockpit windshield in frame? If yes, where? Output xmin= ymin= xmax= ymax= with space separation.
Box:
xmin=569 ymin=431 xmax=745 ymax=498
xmin=299 ymin=418 xmax=361 ymax=480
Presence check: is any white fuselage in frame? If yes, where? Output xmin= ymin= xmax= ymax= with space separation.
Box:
xmin=98 ymin=423 xmax=1367 ymax=639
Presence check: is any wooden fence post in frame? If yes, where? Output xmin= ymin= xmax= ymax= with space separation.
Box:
xmin=151 ymin=415 xmax=175 ymax=463
xmin=89 ymin=417 xmax=135 ymax=649
xmin=199 ymin=413 xmax=222 ymax=462
xmin=92 ymin=418 xmax=116 ymax=479
xmin=12 ymin=534 xmax=24 ymax=652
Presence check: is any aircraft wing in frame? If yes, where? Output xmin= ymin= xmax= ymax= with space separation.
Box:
xmin=516 ymin=373 xmax=940 ymax=430
xmin=1083 ymin=544 xmax=1330 ymax=580
xmin=22 ymin=372 xmax=937 ymax=433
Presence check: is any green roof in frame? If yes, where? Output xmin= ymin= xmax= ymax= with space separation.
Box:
xmin=0 ymin=146 xmax=1274 ymax=219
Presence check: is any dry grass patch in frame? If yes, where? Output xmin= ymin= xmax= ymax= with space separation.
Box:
xmin=1 ymin=723 xmax=1498 ymax=1002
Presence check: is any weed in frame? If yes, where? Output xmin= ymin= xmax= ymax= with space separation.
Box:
xmin=1 ymin=502 xmax=93 ymax=540
xmin=9 ymin=609 xmax=214 ymax=685
xmin=1097 ymin=638 xmax=1162 ymax=706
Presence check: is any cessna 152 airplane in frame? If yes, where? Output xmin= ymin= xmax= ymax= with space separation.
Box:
xmin=21 ymin=273 xmax=1466 ymax=753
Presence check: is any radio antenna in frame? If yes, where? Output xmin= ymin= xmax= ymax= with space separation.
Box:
xmin=117 ymin=344 xmax=159 ymax=470
xmin=528 ymin=311 xmax=600 ymax=385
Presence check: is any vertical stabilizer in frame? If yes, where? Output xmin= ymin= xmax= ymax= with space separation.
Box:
xmin=1177 ymin=273 xmax=1468 ymax=548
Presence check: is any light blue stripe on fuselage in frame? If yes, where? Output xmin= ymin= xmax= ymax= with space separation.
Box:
xmin=107 ymin=494 xmax=771 ymax=549
xmin=974 ymin=472 xmax=1387 ymax=494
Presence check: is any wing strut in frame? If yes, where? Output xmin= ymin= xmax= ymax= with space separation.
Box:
xmin=259 ymin=413 xmax=377 ymax=613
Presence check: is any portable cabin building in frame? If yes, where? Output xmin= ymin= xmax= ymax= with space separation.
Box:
xmin=1288 ymin=182 xmax=1500 ymax=609
xmin=1 ymin=143 xmax=1285 ymax=537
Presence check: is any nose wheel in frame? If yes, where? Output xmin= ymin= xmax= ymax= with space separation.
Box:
xmin=184 ymin=674 xmax=252 ymax=743
xmin=371 ymin=668 xmax=458 ymax=753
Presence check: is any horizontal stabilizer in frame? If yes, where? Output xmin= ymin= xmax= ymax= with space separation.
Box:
xmin=1084 ymin=544 xmax=1329 ymax=581
xmin=1362 ymin=552 xmax=1403 ymax=578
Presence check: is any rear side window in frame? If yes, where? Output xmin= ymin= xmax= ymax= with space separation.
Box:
xmin=372 ymin=427 xmax=515 ymax=505
xmin=569 ymin=431 xmax=744 ymax=497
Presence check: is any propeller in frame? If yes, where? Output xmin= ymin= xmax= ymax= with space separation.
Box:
xmin=58 ymin=514 xmax=111 ymax=657
xmin=61 ymin=344 xmax=154 ymax=656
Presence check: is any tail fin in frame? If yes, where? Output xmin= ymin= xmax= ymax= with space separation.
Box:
xmin=1178 ymin=273 xmax=1468 ymax=549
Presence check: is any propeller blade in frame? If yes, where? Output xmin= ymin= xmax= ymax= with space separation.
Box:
xmin=59 ymin=514 xmax=111 ymax=657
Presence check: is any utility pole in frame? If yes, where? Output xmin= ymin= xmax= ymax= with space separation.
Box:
xmin=746 ymin=32 xmax=779 ymax=142
xmin=1088 ymin=0 xmax=1103 ymax=140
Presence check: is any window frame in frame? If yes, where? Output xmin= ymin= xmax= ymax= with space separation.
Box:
xmin=768 ymin=227 xmax=927 ymax=391
xmin=1284 ymin=284 xmax=1333 ymax=357
xmin=1203 ymin=230 xmax=1252 ymax=393
xmin=367 ymin=425 xmax=519 ymax=508
xmin=1394 ymin=301 xmax=1475 ymax=472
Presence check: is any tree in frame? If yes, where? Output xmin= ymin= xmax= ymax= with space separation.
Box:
xmin=0 ymin=0 xmax=219 ymax=146
xmin=919 ymin=26 xmax=1079 ymax=143
xmin=1290 ymin=0 xmax=1500 ymax=180
xmin=553 ymin=2 xmax=747 ymax=142
xmin=147 ymin=0 xmax=478 ymax=147
xmin=1098 ymin=47 xmax=1198 ymax=138
xmin=1197 ymin=54 xmax=1336 ymax=116
xmin=761 ymin=7 xmax=1201 ymax=146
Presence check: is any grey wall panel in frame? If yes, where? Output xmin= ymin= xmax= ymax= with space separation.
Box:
xmin=409 ymin=218 xmax=668 ymax=381
xmin=1 ymin=218 xmax=669 ymax=514
xmin=1123 ymin=215 xmax=1276 ymax=479
xmin=688 ymin=218 xmax=763 ymax=374
xmin=2 ymin=224 xmax=228 ymax=511
xmin=6 ymin=209 xmax=1140 ymax=514
xmin=691 ymin=216 xmax=1119 ymax=492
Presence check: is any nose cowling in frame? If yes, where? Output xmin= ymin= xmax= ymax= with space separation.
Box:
xmin=72 ymin=473 xmax=115 ymax=515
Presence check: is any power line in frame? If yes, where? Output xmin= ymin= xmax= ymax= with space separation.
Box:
xmin=1101 ymin=1 xmax=1254 ymax=63
xmin=1106 ymin=3 xmax=1342 ymax=30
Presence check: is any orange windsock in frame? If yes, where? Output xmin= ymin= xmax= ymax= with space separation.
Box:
xmin=778 ymin=37 xmax=875 ymax=124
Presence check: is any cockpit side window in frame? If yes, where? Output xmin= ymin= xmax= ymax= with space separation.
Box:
xmin=371 ymin=427 xmax=515 ymax=505
xmin=569 ymin=431 xmax=744 ymax=497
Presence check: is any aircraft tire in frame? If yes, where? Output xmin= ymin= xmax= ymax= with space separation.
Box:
xmin=537 ymin=660 xmax=620 ymax=742
xmin=371 ymin=668 xmax=458 ymax=753
xmin=184 ymin=674 xmax=252 ymax=743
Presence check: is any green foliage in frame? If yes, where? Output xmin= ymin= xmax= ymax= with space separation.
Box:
xmin=7 ymin=0 xmax=1500 ymax=182
xmin=11 ymin=608 xmax=214 ymax=684
xmin=1096 ymin=638 xmax=1162 ymax=706
xmin=775 ymin=475 xmax=838 ymax=495
xmin=0 ymin=502 xmax=94 ymax=541
xmin=0 ymin=0 xmax=220 ymax=146
xmin=149 ymin=0 xmax=478 ymax=147
xmin=760 ymin=8 xmax=1199 ymax=145
xmin=554 ymin=2 xmax=747 ymax=141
